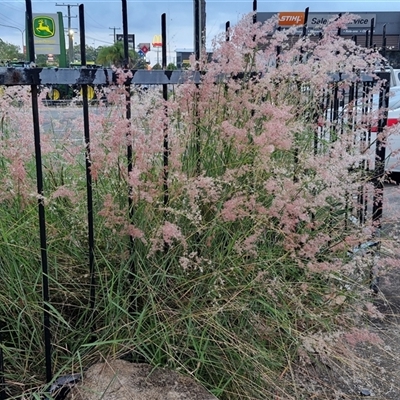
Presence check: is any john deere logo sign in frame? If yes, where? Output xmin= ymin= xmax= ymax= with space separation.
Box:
xmin=31 ymin=13 xmax=61 ymax=54
xmin=34 ymin=16 xmax=55 ymax=38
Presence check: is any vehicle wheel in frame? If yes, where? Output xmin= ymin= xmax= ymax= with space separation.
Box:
xmin=80 ymin=85 xmax=95 ymax=100
xmin=46 ymin=88 xmax=61 ymax=101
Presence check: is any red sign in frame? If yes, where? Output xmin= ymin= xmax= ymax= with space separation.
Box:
xmin=138 ymin=42 xmax=151 ymax=53
xmin=278 ymin=12 xmax=305 ymax=26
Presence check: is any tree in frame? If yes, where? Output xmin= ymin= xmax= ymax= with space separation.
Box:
xmin=166 ymin=62 xmax=177 ymax=70
xmin=96 ymin=41 xmax=147 ymax=69
xmin=34 ymin=54 xmax=60 ymax=67
xmin=73 ymin=44 xmax=99 ymax=63
xmin=152 ymin=63 xmax=162 ymax=70
xmin=0 ymin=39 xmax=21 ymax=61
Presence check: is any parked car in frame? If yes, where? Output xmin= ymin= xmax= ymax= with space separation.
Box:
xmin=371 ymin=86 xmax=400 ymax=172
xmin=320 ymin=86 xmax=400 ymax=172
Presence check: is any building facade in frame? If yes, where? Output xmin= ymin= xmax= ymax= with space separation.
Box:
xmin=257 ymin=12 xmax=400 ymax=50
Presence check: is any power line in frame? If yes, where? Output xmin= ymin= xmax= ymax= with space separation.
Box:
xmin=85 ymin=35 xmax=113 ymax=45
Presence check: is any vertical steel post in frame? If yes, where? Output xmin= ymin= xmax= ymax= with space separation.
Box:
xmin=162 ymin=14 xmax=167 ymax=70
xmin=79 ymin=5 xmax=96 ymax=330
xmin=252 ymin=0 xmax=257 ymax=44
xmin=337 ymin=13 xmax=342 ymax=37
xmin=369 ymin=18 xmax=374 ymax=49
xmin=193 ymin=0 xmax=201 ymax=177
xmin=194 ymin=0 xmax=200 ymax=61
xmin=299 ymin=7 xmax=309 ymax=64
xmin=25 ymin=0 xmax=53 ymax=386
xmin=372 ymin=74 xmax=390 ymax=227
xmin=225 ymin=21 xmax=230 ymax=42
xmin=302 ymin=7 xmax=309 ymax=37
xmin=276 ymin=27 xmax=282 ymax=67
xmin=162 ymin=13 xmax=169 ymax=254
xmin=382 ymin=24 xmax=387 ymax=58
xmin=122 ymin=0 xmax=130 ymax=70
xmin=122 ymin=0 xmax=134 ymax=253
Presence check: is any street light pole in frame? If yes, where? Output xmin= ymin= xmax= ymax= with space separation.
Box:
xmin=0 ymin=23 xmax=25 ymax=54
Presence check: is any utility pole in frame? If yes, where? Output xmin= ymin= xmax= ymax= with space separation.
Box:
xmin=56 ymin=3 xmax=78 ymax=65
xmin=109 ymin=26 xmax=121 ymax=43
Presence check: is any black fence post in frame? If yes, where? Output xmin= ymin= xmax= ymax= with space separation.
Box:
xmin=302 ymin=7 xmax=309 ymax=37
xmin=337 ymin=13 xmax=342 ymax=37
xmin=373 ymin=73 xmax=390 ymax=227
xmin=162 ymin=13 xmax=170 ymax=254
xmin=369 ymin=18 xmax=375 ymax=49
xmin=299 ymin=7 xmax=309 ymax=61
xmin=194 ymin=0 xmax=201 ymax=61
xmin=193 ymin=0 xmax=201 ymax=177
xmin=79 ymin=5 xmax=96 ymax=333
xmin=276 ymin=27 xmax=282 ymax=64
xmin=25 ymin=0 xmax=53 ymax=387
xmin=121 ymin=0 xmax=134 ymax=254
xmin=382 ymin=24 xmax=387 ymax=58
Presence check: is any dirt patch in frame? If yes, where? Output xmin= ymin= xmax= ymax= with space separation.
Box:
xmin=66 ymin=359 xmax=218 ymax=400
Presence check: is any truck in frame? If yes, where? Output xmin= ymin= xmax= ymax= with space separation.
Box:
xmin=44 ymin=61 xmax=103 ymax=105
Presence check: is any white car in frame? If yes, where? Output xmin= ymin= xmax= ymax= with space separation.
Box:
xmin=371 ymin=86 xmax=400 ymax=172
xmin=320 ymin=86 xmax=400 ymax=172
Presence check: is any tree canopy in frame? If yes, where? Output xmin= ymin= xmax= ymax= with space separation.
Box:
xmin=166 ymin=62 xmax=177 ymax=70
xmin=96 ymin=41 xmax=147 ymax=69
xmin=0 ymin=39 xmax=22 ymax=61
xmin=73 ymin=44 xmax=99 ymax=63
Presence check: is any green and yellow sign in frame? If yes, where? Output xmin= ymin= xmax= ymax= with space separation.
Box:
xmin=32 ymin=13 xmax=61 ymax=55
xmin=33 ymin=16 xmax=55 ymax=38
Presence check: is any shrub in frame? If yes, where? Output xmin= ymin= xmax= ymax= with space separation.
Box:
xmin=0 ymin=13 xmax=398 ymax=399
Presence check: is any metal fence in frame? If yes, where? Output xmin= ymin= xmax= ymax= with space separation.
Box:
xmin=0 ymin=0 xmax=391 ymax=398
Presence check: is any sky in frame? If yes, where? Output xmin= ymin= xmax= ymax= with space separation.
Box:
xmin=1 ymin=0 xmax=400 ymax=65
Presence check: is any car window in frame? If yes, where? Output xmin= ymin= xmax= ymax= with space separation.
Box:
xmin=388 ymin=89 xmax=400 ymax=109
xmin=372 ymin=89 xmax=400 ymax=110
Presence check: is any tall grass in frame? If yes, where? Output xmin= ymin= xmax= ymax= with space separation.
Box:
xmin=0 ymin=13 xmax=398 ymax=399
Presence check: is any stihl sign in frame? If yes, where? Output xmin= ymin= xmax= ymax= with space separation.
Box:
xmin=278 ymin=12 xmax=305 ymax=26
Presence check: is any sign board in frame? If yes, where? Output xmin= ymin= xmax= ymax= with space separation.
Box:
xmin=308 ymin=13 xmax=376 ymax=34
xmin=116 ymin=33 xmax=135 ymax=47
xmin=152 ymin=34 xmax=162 ymax=47
xmin=32 ymin=13 xmax=61 ymax=54
xmin=278 ymin=12 xmax=306 ymax=26
xmin=138 ymin=42 xmax=151 ymax=54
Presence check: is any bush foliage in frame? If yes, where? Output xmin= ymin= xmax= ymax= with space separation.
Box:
xmin=0 ymin=13 xmax=398 ymax=399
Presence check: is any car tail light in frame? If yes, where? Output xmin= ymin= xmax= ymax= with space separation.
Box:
xmin=387 ymin=118 xmax=399 ymax=127
xmin=371 ymin=118 xmax=399 ymax=132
